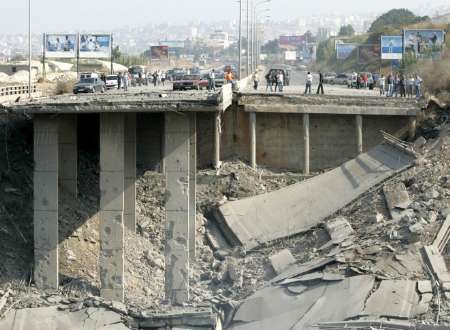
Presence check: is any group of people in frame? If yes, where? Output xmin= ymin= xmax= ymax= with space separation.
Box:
xmin=378 ymin=73 xmax=423 ymax=98
xmin=264 ymin=70 xmax=285 ymax=92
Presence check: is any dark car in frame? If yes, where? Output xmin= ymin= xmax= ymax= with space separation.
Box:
xmin=173 ymin=74 xmax=208 ymax=91
xmin=267 ymin=67 xmax=291 ymax=86
xmin=214 ymin=72 xmax=226 ymax=88
xmin=73 ymin=77 xmax=106 ymax=94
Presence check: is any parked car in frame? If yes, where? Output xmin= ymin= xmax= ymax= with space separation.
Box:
xmin=333 ymin=73 xmax=350 ymax=85
xmin=267 ymin=66 xmax=291 ymax=86
xmin=173 ymin=74 xmax=208 ymax=91
xmin=73 ymin=76 xmax=106 ymax=94
xmin=323 ymin=72 xmax=336 ymax=84
xmin=105 ymin=75 xmax=119 ymax=89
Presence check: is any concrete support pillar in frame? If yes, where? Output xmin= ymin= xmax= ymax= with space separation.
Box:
xmin=214 ymin=111 xmax=221 ymax=169
xmin=249 ymin=112 xmax=256 ymax=169
xmin=189 ymin=113 xmax=197 ymax=260
xmin=164 ymin=112 xmax=190 ymax=305
xmin=99 ymin=113 xmax=125 ymax=302
xmin=34 ymin=115 xmax=59 ymax=289
xmin=124 ymin=113 xmax=136 ymax=232
xmin=356 ymin=115 xmax=363 ymax=155
xmin=408 ymin=116 xmax=417 ymax=141
xmin=58 ymin=115 xmax=77 ymax=197
xmin=303 ymin=113 xmax=310 ymax=175
xmin=160 ymin=114 xmax=166 ymax=173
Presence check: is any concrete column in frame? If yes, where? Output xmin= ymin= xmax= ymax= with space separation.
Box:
xmin=303 ymin=113 xmax=310 ymax=175
xmin=408 ymin=116 xmax=417 ymax=141
xmin=214 ymin=111 xmax=221 ymax=169
xmin=124 ymin=113 xmax=136 ymax=232
xmin=99 ymin=113 xmax=125 ymax=302
xmin=356 ymin=115 xmax=363 ymax=154
xmin=164 ymin=112 xmax=190 ymax=305
xmin=58 ymin=115 xmax=77 ymax=197
xmin=160 ymin=114 xmax=166 ymax=173
xmin=249 ymin=112 xmax=256 ymax=169
xmin=34 ymin=115 xmax=59 ymax=289
xmin=189 ymin=113 xmax=197 ymax=260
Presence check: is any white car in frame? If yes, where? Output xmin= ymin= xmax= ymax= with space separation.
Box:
xmin=105 ymin=75 xmax=119 ymax=89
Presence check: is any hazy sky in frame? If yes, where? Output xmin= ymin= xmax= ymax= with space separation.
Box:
xmin=0 ymin=0 xmax=448 ymax=34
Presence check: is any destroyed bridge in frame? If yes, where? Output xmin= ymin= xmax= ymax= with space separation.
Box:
xmin=0 ymin=84 xmax=423 ymax=307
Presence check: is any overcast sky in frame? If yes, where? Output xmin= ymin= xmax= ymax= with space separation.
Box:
xmin=0 ymin=0 xmax=447 ymax=34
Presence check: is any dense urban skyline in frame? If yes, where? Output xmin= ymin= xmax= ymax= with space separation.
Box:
xmin=1 ymin=0 xmax=449 ymax=34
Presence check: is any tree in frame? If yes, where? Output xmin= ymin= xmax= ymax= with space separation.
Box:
xmin=112 ymin=46 xmax=122 ymax=61
xmin=338 ymin=25 xmax=355 ymax=37
xmin=369 ymin=9 xmax=429 ymax=33
xmin=261 ymin=39 xmax=281 ymax=54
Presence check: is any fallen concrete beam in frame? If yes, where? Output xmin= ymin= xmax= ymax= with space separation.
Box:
xmin=214 ymin=143 xmax=415 ymax=250
xmin=433 ymin=215 xmax=450 ymax=254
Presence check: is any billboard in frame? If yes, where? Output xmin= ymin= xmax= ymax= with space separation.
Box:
xmin=336 ymin=43 xmax=358 ymax=60
xmin=358 ymin=44 xmax=380 ymax=64
xmin=45 ymin=34 xmax=77 ymax=58
xmin=404 ymin=29 xmax=445 ymax=59
xmin=79 ymin=34 xmax=112 ymax=58
xmin=285 ymin=51 xmax=297 ymax=61
xmin=381 ymin=36 xmax=403 ymax=60
xmin=150 ymin=46 xmax=169 ymax=60
xmin=279 ymin=35 xmax=305 ymax=48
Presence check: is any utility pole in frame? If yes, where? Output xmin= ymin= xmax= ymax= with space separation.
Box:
xmin=28 ymin=0 xmax=32 ymax=98
xmin=247 ymin=0 xmax=251 ymax=76
xmin=238 ymin=0 xmax=242 ymax=79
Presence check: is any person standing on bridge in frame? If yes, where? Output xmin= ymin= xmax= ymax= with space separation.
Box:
xmin=253 ymin=72 xmax=259 ymax=91
xmin=277 ymin=71 xmax=284 ymax=92
xmin=378 ymin=74 xmax=385 ymax=96
xmin=122 ymin=72 xmax=129 ymax=91
xmin=316 ymin=71 xmax=324 ymax=94
xmin=304 ymin=72 xmax=313 ymax=95
xmin=265 ymin=72 xmax=272 ymax=92
xmin=208 ymin=69 xmax=216 ymax=92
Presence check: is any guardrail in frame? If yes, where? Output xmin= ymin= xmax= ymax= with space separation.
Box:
xmin=0 ymin=84 xmax=37 ymax=97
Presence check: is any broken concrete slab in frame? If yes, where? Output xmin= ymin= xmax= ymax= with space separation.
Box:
xmin=317 ymin=320 xmax=450 ymax=329
xmin=214 ymin=144 xmax=415 ymax=250
xmin=0 ymin=307 xmax=129 ymax=330
xmin=417 ymin=280 xmax=433 ymax=294
xmin=362 ymin=280 xmax=420 ymax=319
xmin=383 ymin=182 xmax=411 ymax=220
xmin=271 ymin=257 xmax=336 ymax=284
xmin=138 ymin=307 xmax=219 ymax=329
xmin=422 ymin=245 xmax=450 ymax=288
xmin=269 ymin=249 xmax=296 ymax=275
xmin=230 ymin=276 xmax=375 ymax=330
xmin=325 ymin=217 xmax=354 ymax=243
xmin=432 ymin=215 xmax=450 ymax=253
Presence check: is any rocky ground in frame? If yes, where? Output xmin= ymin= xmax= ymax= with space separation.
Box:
xmin=0 ymin=100 xmax=448 ymax=327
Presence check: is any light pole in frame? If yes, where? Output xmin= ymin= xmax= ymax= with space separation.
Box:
xmin=238 ymin=0 xmax=243 ymax=79
xmin=246 ymin=0 xmax=250 ymax=76
xmin=252 ymin=1 xmax=270 ymax=73
xmin=28 ymin=0 xmax=32 ymax=98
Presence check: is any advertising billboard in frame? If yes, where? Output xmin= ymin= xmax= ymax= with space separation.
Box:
xmin=45 ymin=34 xmax=77 ymax=58
xmin=404 ymin=29 xmax=445 ymax=59
xmin=358 ymin=44 xmax=380 ymax=64
xmin=336 ymin=43 xmax=358 ymax=60
xmin=381 ymin=36 xmax=403 ymax=60
xmin=150 ymin=46 xmax=169 ymax=60
xmin=279 ymin=35 xmax=305 ymax=48
xmin=79 ymin=34 xmax=112 ymax=58
xmin=285 ymin=51 xmax=297 ymax=61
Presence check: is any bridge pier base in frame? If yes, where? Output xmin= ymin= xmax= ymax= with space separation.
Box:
xmin=356 ymin=115 xmax=363 ymax=155
xmin=59 ymin=115 xmax=77 ymax=197
xmin=164 ymin=112 xmax=193 ymax=305
xmin=408 ymin=116 xmax=417 ymax=141
xmin=99 ymin=113 xmax=125 ymax=302
xmin=303 ymin=113 xmax=310 ymax=175
xmin=34 ymin=115 xmax=59 ymax=290
xmin=124 ymin=113 xmax=136 ymax=232
xmin=214 ymin=112 xmax=221 ymax=169
xmin=249 ymin=112 xmax=256 ymax=169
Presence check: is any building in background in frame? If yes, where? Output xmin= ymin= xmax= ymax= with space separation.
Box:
xmin=208 ymin=30 xmax=231 ymax=49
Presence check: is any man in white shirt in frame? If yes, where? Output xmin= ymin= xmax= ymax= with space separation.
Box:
xmin=304 ymin=72 xmax=313 ymax=94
